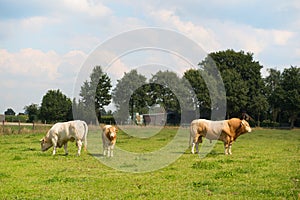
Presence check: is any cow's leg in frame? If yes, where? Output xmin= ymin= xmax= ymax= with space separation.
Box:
xmin=110 ymin=144 xmax=115 ymax=157
xmin=228 ymin=143 xmax=232 ymax=155
xmin=76 ymin=140 xmax=82 ymax=156
xmin=195 ymin=141 xmax=199 ymax=154
xmin=191 ymin=135 xmax=201 ymax=154
xmin=228 ymin=139 xmax=234 ymax=155
xmin=107 ymin=145 xmax=111 ymax=157
xmin=64 ymin=143 xmax=68 ymax=155
xmin=191 ymin=142 xmax=196 ymax=154
xmin=224 ymin=143 xmax=229 ymax=155
xmin=195 ymin=135 xmax=203 ymax=154
xmin=103 ymin=142 xmax=107 ymax=156
xmin=51 ymin=137 xmax=58 ymax=155
xmin=52 ymin=146 xmax=57 ymax=155
xmin=109 ymin=146 xmax=113 ymax=157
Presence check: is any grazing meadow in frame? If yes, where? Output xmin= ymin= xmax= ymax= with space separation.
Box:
xmin=0 ymin=125 xmax=299 ymax=199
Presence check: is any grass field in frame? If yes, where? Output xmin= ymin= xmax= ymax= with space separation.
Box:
xmin=0 ymin=126 xmax=299 ymax=199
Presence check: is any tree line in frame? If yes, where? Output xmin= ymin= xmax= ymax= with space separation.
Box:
xmin=19 ymin=49 xmax=299 ymax=127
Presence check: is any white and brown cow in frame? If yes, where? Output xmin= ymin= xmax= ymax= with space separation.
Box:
xmin=101 ymin=125 xmax=118 ymax=157
xmin=40 ymin=120 xmax=88 ymax=156
xmin=190 ymin=118 xmax=252 ymax=155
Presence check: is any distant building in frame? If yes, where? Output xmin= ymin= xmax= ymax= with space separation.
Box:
xmin=0 ymin=114 xmax=5 ymax=122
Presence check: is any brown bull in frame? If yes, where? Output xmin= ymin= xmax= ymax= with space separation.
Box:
xmin=190 ymin=118 xmax=252 ymax=155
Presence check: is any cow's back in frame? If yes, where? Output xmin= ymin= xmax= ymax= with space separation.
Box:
xmin=69 ymin=120 xmax=88 ymax=140
xmin=206 ymin=120 xmax=227 ymax=138
xmin=49 ymin=122 xmax=69 ymax=137
xmin=193 ymin=119 xmax=228 ymax=140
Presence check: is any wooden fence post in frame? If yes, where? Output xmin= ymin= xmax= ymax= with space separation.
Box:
xmin=18 ymin=120 xmax=21 ymax=134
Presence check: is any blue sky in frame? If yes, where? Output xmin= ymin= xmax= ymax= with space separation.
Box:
xmin=0 ymin=0 xmax=299 ymax=114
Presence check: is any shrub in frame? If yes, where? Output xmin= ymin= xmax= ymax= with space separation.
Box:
xmin=100 ymin=115 xmax=116 ymax=125
xmin=5 ymin=115 xmax=29 ymax=123
xmin=260 ymin=120 xmax=280 ymax=128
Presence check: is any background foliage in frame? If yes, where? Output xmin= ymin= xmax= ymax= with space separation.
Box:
xmin=11 ymin=49 xmax=299 ymax=127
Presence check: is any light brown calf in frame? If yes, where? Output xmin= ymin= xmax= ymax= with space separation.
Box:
xmin=101 ymin=125 xmax=118 ymax=157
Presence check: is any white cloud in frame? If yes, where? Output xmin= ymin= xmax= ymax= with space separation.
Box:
xmin=0 ymin=48 xmax=60 ymax=79
xmin=62 ymin=50 xmax=87 ymax=66
xmin=20 ymin=16 xmax=61 ymax=31
xmin=149 ymin=8 xmax=296 ymax=60
xmin=61 ymin=0 xmax=112 ymax=18
xmin=272 ymin=30 xmax=294 ymax=46
xmin=150 ymin=9 xmax=221 ymax=52
xmin=0 ymin=48 xmax=87 ymax=113
xmin=0 ymin=48 xmax=87 ymax=80
xmin=108 ymin=58 xmax=130 ymax=83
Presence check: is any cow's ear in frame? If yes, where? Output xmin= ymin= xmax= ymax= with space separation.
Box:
xmin=241 ymin=120 xmax=245 ymax=126
xmin=40 ymin=138 xmax=44 ymax=142
xmin=115 ymin=128 xmax=118 ymax=132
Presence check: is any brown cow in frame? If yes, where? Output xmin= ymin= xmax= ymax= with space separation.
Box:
xmin=190 ymin=118 xmax=252 ymax=155
xmin=101 ymin=125 xmax=118 ymax=157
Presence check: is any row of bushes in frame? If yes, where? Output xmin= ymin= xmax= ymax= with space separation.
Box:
xmin=0 ymin=115 xmax=288 ymax=128
xmin=260 ymin=120 xmax=280 ymax=128
xmin=3 ymin=115 xmax=29 ymax=123
xmin=99 ymin=115 xmax=116 ymax=125
xmin=3 ymin=114 xmax=116 ymax=124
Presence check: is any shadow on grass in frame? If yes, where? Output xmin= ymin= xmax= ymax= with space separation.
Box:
xmin=89 ymin=153 xmax=104 ymax=157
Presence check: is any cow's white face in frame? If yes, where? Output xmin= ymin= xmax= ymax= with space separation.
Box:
xmin=40 ymin=138 xmax=53 ymax=151
xmin=241 ymin=120 xmax=252 ymax=133
xmin=108 ymin=127 xmax=117 ymax=139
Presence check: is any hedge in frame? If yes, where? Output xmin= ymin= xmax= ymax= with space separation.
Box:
xmin=4 ymin=115 xmax=29 ymax=123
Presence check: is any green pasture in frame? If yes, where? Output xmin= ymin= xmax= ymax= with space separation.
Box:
xmin=0 ymin=126 xmax=299 ymax=199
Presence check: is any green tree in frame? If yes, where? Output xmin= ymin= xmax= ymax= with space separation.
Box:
xmin=206 ymin=49 xmax=268 ymax=121
xmin=112 ymin=69 xmax=148 ymax=123
xmin=264 ymin=68 xmax=283 ymax=122
xmin=24 ymin=104 xmax=40 ymax=122
xmin=221 ymin=69 xmax=249 ymax=118
xmin=184 ymin=69 xmax=213 ymax=119
xmin=4 ymin=108 xmax=15 ymax=116
xmin=79 ymin=66 xmax=112 ymax=123
xmin=40 ymin=89 xmax=72 ymax=123
xmin=281 ymin=66 xmax=300 ymax=128
xmin=150 ymin=71 xmax=179 ymax=112
xmin=149 ymin=70 xmax=194 ymax=114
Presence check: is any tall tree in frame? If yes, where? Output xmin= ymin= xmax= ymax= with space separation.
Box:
xmin=205 ymin=50 xmax=268 ymax=121
xmin=183 ymin=69 xmax=210 ymax=118
xmin=79 ymin=66 xmax=112 ymax=123
xmin=112 ymin=69 xmax=148 ymax=123
xmin=264 ymin=68 xmax=283 ymax=122
xmin=40 ymin=89 xmax=72 ymax=123
xmin=221 ymin=69 xmax=249 ymax=118
xmin=281 ymin=66 xmax=300 ymax=128
xmin=24 ymin=104 xmax=40 ymax=122
xmin=150 ymin=70 xmax=194 ymax=114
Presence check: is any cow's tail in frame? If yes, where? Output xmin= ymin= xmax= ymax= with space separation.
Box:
xmin=83 ymin=121 xmax=88 ymax=151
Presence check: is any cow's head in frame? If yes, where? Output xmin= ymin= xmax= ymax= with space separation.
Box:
xmin=241 ymin=120 xmax=252 ymax=133
xmin=108 ymin=126 xmax=118 ymax=140
xmin=40 ymin=137 xmax=53 ymax=151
